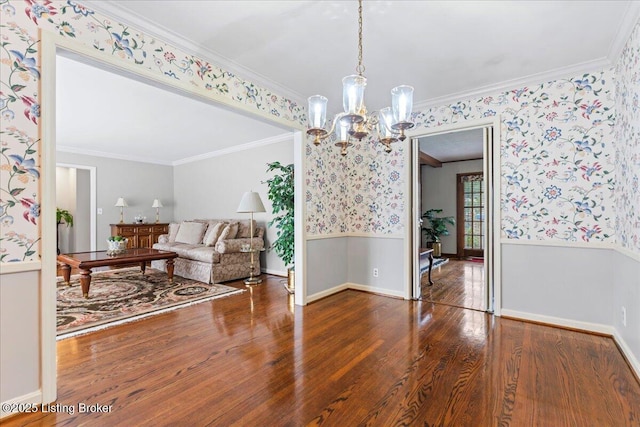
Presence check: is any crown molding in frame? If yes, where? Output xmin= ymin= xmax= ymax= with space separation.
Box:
xmin=81 ymin=1 xmax=306 ymax=106
xmin=172 ymin=132 xmax=293 ymax=165
xmin=414 ymin=57 xmax=613 ymax=112
xmin=607 ymin=2 xmax=640 ymax=63
xmin=57 ymin=132 xmax=293 ymax=166
xmin=57 ymin=145 xmax=173 ymax=166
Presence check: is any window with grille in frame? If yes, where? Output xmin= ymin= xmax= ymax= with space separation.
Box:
xmin=457 ymin=173 xmax=484 ymax=257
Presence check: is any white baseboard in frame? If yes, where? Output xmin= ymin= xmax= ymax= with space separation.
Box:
xmin=1 ymin=390 xmax=42 ymax=419
xmin=344 ymin=282 xmax=406 ymax=299
xmin=307 ymin=283 xmax=349 ymax=303
xmin=261 ymin=268 xmax=287 ymax=277
xmin=307 ymin=282 xmax=405 ymax=303
xmin=500 ymin=309 xmax=615 ymax=335
xmin=613 ymin=330 xmax=640 ymax=380
xmin=500 ymin=309 xmax=640 ymax=379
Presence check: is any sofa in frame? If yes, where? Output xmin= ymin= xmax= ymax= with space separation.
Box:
xmin=151 ymin=219 xmax=264 ymax=284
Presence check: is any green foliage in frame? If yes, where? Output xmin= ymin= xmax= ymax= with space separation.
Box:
xmin=421 ymin=209 xmax=455 ymax=243
xmin=265 ymin=162 xmax=294 ymax=268
xmin=56 ymin=208 xmax=74 ymax=227
xmin=108 ymin=235 xmax=126 ymax=242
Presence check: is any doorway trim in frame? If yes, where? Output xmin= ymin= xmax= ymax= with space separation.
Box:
xmin=56 ymin=163 xmax=97 ymax=252
xmin=403 ymin=116 xmax=501 ymax=314
xmin=40 ymin=30 xmax=306 ymax=404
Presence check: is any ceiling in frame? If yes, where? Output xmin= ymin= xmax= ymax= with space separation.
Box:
xmin=63 ymin=0 xmax=639 ymax=163
xmin=419 ymin=129 xmax=483 ymax=163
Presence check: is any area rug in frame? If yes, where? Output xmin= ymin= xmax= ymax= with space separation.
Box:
xmin=57 ymin=267 xmax=244 ymax=339
xmin=419 ymin=257 xmax=449 ymax=274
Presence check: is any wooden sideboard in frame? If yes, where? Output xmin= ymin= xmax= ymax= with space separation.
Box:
xmin=110 ymin=223 xmax=169 ymax=249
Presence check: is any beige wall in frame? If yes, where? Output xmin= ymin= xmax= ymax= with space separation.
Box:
xmin=173 ymin=139 xmax=294 ymax=275
xmin=421 ymin=159 xmax=484 ymax=255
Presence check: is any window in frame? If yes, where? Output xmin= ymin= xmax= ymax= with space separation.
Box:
xmin=457 ymin=172 xmax=484 ymax=258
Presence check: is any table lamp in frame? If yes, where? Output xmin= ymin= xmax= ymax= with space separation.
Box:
xmin=115 ymin=197 xmax=128 ymax=224
xmin=152 ymin=199 xmax=163 ymax=223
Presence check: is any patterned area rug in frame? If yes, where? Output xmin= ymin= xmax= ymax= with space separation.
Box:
xmin=57 ymin=267 xmax=243 ymax=339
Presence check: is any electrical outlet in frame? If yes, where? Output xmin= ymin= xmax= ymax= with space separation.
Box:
xmin=373 ymin=268 xmax=379 ymax=278
xmin=97 ymin=208 xmax=103 ymax=215
xmin=622 ymin=306 xmax=627 ymax=327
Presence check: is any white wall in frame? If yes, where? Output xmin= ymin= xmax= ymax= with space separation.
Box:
xmin=421 ymin=159 xmax=483 ymax=254
xmin=172 ymin=138 xmax=293 ymax=275
xmin=612 ymin=251 xmax=640 ymax=373
xmin=57 ymin=152 xmax=174 ymax=250
xmin=75 ymin=169 xmax=91 ymax=252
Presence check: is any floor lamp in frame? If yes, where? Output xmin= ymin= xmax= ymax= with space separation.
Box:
xmin=237 ymin=191 xmax=265 ymax=285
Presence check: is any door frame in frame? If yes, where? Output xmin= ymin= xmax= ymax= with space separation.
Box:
xmin=40 ymin=30 xmax=306 ymax=404
xmin=405 ymin=116 xmax=501 ymax=315
xmin=56 ymin=163 xmax=97 ymax=252
xmin=456 ymin=171 xmax=484 ymax=259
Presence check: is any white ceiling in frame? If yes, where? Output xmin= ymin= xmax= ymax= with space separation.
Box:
xmin=56 ymin=53 xmax=290 ymax=165
xmin=63 ymin=0 xmax=639 ymax=163
xmin=419 ymin=129 xmax=483 ymax=163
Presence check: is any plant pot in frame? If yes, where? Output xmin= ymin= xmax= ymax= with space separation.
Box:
xmin=284 ymin=268 xmax=295 ymax=294
xmin=430 ymin=242 xmax=442 ymax=257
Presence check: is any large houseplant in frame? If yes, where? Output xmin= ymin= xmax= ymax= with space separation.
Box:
xmin=56 ymin=208 xmax=74 ymax=255
xmin=421 ymin=208 xmax=455 ymax=257
xmin=265 ymin=161 xmax=294 ymax=293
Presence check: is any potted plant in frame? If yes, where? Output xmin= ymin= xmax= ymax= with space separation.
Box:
xmin=56 ymin=208 xmax=74 ymax=255
xmin=421 ymin=208 xmax=455 ymax=257
xmin=107 ymin=235 xmax=128 ymax=255
xmin=265 ymin=161 xmax=294 ymax=293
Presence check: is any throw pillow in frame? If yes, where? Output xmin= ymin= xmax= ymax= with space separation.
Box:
xmin=203 ymin=222 xmax=226 ymax=247
xmin=218 ymin=222 xmax=239 ymax=241
xmin=174 ymin=221 xmax=207 ymax=244
xmin=236 ymin=220 xmax=256 ymax=238
xmin=168 ymin=222 xmax=180 ymax=242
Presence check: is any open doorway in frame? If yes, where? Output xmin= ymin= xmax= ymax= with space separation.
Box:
xmin=55 ymin=164 xmax=96 ymax=254
xmin=412 ymin=126 xmax=496 ymax=312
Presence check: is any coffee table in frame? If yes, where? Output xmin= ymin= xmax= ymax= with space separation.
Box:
xmin=57 ymin=248 xmax=178 ymax=298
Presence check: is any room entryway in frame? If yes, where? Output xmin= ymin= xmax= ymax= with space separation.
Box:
xmin=411 ymin=123 xmax=498 ymax=313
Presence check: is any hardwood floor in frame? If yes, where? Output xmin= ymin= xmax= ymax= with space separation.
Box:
xmin=421 ymin=259 xmax=485 ymax=311
xmin=4 ymin=274 xmax=639 ymax=426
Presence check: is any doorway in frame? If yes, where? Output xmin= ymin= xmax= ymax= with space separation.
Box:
xmin=410 ymin=122 xmax=499 ymax=313
xmin=56 ymin=164 xmax=97 ymax=253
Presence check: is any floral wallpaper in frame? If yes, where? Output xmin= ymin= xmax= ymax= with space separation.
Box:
xmin=614 ymin=19 xmax=640 ymax=254
xmin=306 ymin=69 xmax=618 ymax=243
xmin=0 ymin=0 xmax=303 ymax=263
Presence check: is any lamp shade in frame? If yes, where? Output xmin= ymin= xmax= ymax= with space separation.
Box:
xmin=391 ymin=85 xmax=414 ymax=123
xmin=152 ymin=199 xmax=163 ymax=208
xmin=308 ymin=95 xmax=328 ymax=129
xmin=114 ymin=197 xmax=128 ymax=207
xmin=237 ymin=191 xmax=266 ymax=213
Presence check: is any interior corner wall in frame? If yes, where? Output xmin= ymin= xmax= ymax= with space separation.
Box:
xmin=421 ymin=159 xmax=484 ymax=254
xmin=172 ymin=139 xmax=293 ymax=275
xmin=74 ymin=169 xmax=91 ymax=252
xmin=612 ymin=251 xmax=640 ymax=369
xmin=306 ymin=237 xmax=348 ymax=298
xmin=347 ymin=237 xmax=405 ymax=296
xmin=56 ymin=152 xmax=174 ymax=250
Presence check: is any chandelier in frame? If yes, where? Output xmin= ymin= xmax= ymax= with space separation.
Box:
xmin=306 ymin=0 xmax=415 ymax=155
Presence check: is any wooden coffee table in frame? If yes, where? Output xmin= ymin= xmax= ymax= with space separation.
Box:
xmin=57 ymin=248 xmax=178 ymax=298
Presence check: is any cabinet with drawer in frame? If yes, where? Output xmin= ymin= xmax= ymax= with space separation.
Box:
xmin=110 ymin=223 xmax=169 ymax=249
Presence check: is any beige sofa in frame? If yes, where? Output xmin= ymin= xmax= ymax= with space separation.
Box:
xmin=151 ymin=219 xmax=264 ymax=284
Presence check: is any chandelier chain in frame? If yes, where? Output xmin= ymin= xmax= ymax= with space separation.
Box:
xmin=356 ymin=0 xmax=365 ymax=75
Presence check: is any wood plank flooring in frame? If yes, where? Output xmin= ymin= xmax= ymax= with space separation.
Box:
xmin=4 ymin=274 xmax=639 ymax=426
xmin=421 ymin=259 xmax=485 ymax=311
